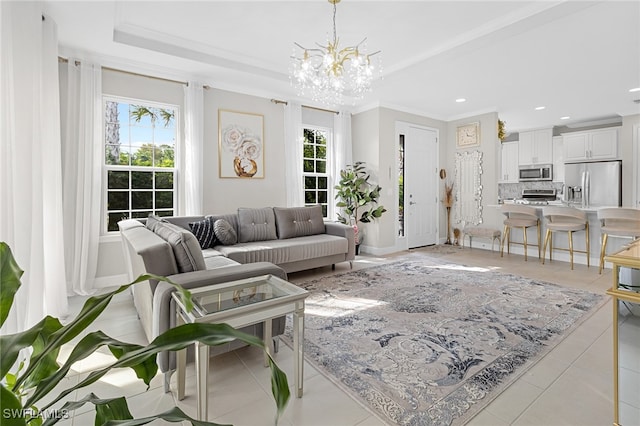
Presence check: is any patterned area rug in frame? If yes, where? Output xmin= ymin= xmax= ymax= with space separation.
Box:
xmin=284 ymin=259 xmax=605 ymax=425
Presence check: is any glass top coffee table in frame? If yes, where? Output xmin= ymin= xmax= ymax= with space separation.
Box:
xmin=172 ymin=274 xmax=308 ymax=420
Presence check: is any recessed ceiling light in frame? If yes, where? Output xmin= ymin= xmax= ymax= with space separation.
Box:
xmin=630 ymin=87 xmax=640 ymax=93
xmin=455 ymin=98 xmax=466 ymax=103
xmin=560 ymin=116 xmax=570 ymax=120
xmin=535 ymin=106 xmax=546 ymax=110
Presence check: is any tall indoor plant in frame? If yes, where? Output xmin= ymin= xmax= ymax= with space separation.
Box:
xmin=0 ymin=242 xmax=289 ymax=426
xmin=334 ymin=162 xmax=387 ymax=249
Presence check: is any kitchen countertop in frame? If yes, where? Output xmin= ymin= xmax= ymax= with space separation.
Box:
xmin=490 ymin=201 xmax=621 ymax=213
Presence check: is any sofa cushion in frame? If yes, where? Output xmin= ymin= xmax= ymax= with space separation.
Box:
xmin=214 ymin=219 xmax=237 ymax=245
xmin=153 ymin=222 xmax=206 ymax=273
xmin=215 ymin=234 xmax=348 ymax=265
xmin=164 ymin=216 xmax=206 ymax=231
xmin=189 ymin=217 xmax=217 ymax=249
xmin=146 ymin=214 xmax=165 ymax=232
xmin=274 ymin=205 xmax=326 ymax=239
xmin=237 ymin=207 xmax=277 ymax=243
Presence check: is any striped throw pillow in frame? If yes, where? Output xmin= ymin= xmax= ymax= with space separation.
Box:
xmin=189 ymin=217 xmax=217 ymax=249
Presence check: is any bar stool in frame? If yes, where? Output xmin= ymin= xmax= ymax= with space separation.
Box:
xmin=597 ymin=207 xmax=640 ymax=274
xmin=500 ymin=204 xmax=540 ymax=261
xmin=541 ymin=206 xmax=589 ymax=270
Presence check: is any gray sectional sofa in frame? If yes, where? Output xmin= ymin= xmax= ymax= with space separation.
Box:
xmin=118 ymin=205 xmax=355 ymax=389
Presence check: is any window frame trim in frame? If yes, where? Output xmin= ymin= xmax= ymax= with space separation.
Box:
xmin=102 ymin=95 xmax=180 ymax=234
xmin=301 ymin=124 xmax=332 ymax=219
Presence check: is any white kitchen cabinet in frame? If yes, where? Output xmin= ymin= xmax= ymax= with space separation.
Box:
xmin=500 ymin=141 xmax=519 ymax=182
xmin=518 ymin=128 xmax=553 ymax=165
xmin=563 ymin=128 xmax=619 ymax=162
xmin=552 ymin=136 xmax=564 ymax=182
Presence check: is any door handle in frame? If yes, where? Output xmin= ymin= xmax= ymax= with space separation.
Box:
xmin=409 ymin=201 xmax=416 ymax=205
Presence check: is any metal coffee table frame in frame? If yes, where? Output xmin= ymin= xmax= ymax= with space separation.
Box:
xmin=172 ymin=274 xmax=308 ymax=420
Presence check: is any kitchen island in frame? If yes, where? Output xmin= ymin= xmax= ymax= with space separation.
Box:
xmin=488 ymin=203 xmax=634 ymax=268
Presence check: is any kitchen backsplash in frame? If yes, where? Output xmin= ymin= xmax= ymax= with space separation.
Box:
xmin=498 ymin=182 xmax=564 ymax=201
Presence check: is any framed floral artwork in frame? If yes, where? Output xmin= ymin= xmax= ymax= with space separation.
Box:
xmin=218 ymin=109 xmax=264 ymax=178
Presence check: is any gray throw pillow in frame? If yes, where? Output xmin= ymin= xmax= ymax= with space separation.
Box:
xmin=274 ymin=205 xmax=326 ymax=239
xmin=153 ymin=222 xmax=206 ymax=273
xmin=145 ymin=214 xmax=165 ymax=232
xmin=214 ymin=219 xmax=237 ymax=245
xmin=237 ymin=207 xmax=277 ymax=243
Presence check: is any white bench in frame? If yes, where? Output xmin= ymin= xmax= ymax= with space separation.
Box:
xmin=463 ymin=226 xmax=501 ymax=251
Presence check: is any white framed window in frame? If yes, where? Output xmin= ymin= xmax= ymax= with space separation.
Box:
xmin=302 ymin=126 xmax=331 ymax=218
xmin=103 ymin=97 xmax=178 ymax=233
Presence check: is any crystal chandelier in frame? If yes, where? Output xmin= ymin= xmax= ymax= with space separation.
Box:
xmin=290 ymin=0 xmax=381 ymax=105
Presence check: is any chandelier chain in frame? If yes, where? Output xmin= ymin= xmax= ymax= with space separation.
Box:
xmin=332 ymin=1 xmax=337 ymax=45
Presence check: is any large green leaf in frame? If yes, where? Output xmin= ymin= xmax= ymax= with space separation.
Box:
xmin=24 ymin=331 xmax=156 ymax=409
xmin=0 ymin=242 xmax=23 ymax=328
xmin=14 ymin=273 xmax=191 ymax=392
xmin=1 ymin=383 xmax=26 ymax=426
xmin=0 ymin=316 xmax=62 ymax=380
xmin=50 ymin=394 xmax=228 ymax=426
xmin=41 ymin=323 xmax=289 ymax=420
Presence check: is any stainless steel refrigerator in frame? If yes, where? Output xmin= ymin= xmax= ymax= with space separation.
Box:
xmin=563 ymin=160 xmax=622 ymax=207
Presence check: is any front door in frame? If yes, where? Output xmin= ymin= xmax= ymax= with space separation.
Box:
xmin=404 ymin=126 xmax=438 ymax=248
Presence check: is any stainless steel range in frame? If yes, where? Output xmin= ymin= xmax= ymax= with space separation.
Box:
xmin=515 ymin=189 xmax=557 ymax=205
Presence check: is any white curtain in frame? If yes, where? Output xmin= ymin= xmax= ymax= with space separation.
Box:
xmin=284 ymin=102 xmax=304 ymax=206
xmin=0 ymin=4 xmax=68 ymax=333
xmin=332 ymin=110 xmax=353 ymax=219
xmin=183 ymin=82 xmax=204 ymax=215
xmin=61 ymin=60 xmax=102 ymax=295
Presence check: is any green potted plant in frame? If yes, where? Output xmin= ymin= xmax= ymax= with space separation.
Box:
xmin=0 ymin=242 xmax=290 ymax=426
xmin=334 ymin=162 xmax=387 ymax=252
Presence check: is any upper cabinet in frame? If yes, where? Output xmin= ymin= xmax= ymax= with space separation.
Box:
xmin=500 ymin=141 xmax=519 ymax=183
xmin=518 ymin=128 xmax=552 ymax=165
xmin=563 ymin=128 xmax=619 ymax=162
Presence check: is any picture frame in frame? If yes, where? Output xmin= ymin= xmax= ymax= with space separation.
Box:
xmin=218 ymin=109 xmax=264 ymax=178
xmin=456 ymin=122 xmax=480 ymax=148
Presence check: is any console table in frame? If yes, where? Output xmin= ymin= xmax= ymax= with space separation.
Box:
xmin=605 ymin=239 xmax=640 ymax=426
xmin=172 ymin=274 xmax=309 ymax=420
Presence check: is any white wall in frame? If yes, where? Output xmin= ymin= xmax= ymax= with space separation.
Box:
xmin=203 ymin=88 xmax=287 ymax=213
xmin=71 ymin=67 xmax=638 ymax=284
xmin=351 ymin=107 xmax=448 ymax=253
xmin=622 ymin=114 xmax=640 ymax=207
xmin=447 ymin=112 xmax=502 ymax=236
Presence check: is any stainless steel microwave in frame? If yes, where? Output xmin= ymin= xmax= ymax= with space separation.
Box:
xmin=518 ymin=164 xmax=553 ymax=181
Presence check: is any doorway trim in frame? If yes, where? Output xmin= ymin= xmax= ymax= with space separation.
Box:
xmin=633 ymin=123 xmax=640 ymax=208
xmin=395 ymin=121 xmax=440 ymax=252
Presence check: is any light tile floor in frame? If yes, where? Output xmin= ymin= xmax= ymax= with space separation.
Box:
xmin=57 ymin=246 xmax=616 ymax=425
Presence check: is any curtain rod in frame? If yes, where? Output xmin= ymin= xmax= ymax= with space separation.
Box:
xmin=271 ymin=99 xmax=339 ymax=115
xmin=57 ymin=57 xmax=210 ymax=89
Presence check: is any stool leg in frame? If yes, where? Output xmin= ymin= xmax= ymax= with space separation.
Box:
xmin=549 ymin=230 xmax=553 ymax=262
xmin=523 ymin=226 xmax=528 ymax=261
xmin=599 ymin=233 xmax=608 ymax=274
xmin=542 ymin=228 xmax=551 ymax=265
xmin=500 ymin=225 xmax=508 ymax=257
xmin=568 ymin=230 xmax=574 ymax=270
xmin=586 ymin=222 xmax=590 ymax=268
xmin=537 ymin=221 xmax=541 ymax=260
